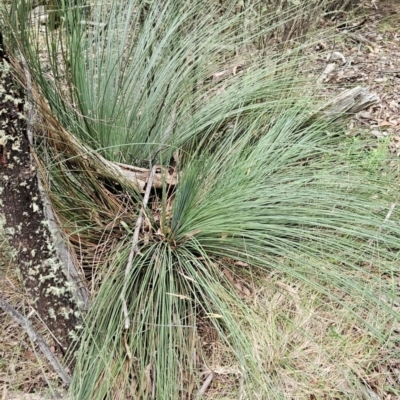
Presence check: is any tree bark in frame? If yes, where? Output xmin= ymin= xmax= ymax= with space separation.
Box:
xmin=0 ymin=32 xmax=81 ymax=357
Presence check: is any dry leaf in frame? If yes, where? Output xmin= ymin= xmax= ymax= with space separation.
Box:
xmin=242 ymin=285 xmax=251 ymax=296
xmin=234 ymin=261 xmax=249 ymax=267
xmin=378 ymin=120 xmax=394 ymax=127
xmin=234 ymin=282 xmax=251 ymax=296
xmin=389 ymin=100 xmax=399 ymax=111
xmin=370 ymin=129 xmax=386 ymax=138
xmin=144 ymin=363 xmax=152 ymax=394
xmin=24 ymin=350 xmax=37 ymax=361
xmin=327 ymin=51 xmax=346 ymax=63
xmin=222 ymin=268 xmax=235 ymax=284
xmin=358 ymin=111 xmax=373 ymax=119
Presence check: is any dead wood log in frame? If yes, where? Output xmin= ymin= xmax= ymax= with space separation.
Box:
xmin=35 ymin=99 xmax=178 ymax=193
xmin=313 ymin=86 xmax=379 ymax=121
xmin=19 ymin=50 xmax=89 ymax=312
xmin=0 ymin=32 xmax=82 ymax=357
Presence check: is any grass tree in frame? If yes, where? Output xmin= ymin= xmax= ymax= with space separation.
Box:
xmin=1 ymin=0 xmax=400 ymax=398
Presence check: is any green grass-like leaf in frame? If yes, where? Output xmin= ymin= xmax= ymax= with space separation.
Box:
xmin=2 ymin=0 xmax=400 ymax=398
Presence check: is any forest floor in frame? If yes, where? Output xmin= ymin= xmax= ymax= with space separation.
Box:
xmin=1 ymin=0 xmax=399 ymax=399
xmin=314 ymin=0 xmax=400 ymax=146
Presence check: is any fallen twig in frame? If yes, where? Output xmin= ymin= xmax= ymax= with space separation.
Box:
xmin=0 ymin=297 xmax=72 ymax=386
xmin=368 ymin=203 xmax=397 ymax=246
xmin=120 ymin=165 xmax=158 ymax=329
xmin=337 ymin=17 xmax=367 ymax=32
xmin=380 ymin=70 xmax=400 ymax=74
xmin=197 ymin=372 xmax=214 ymax=398
xmin=346 ymin=32 xmax=375 ymax=47
xmin=317 ymin=62 xmax=336 ymax=84
xmin=20 ymin=84 xmax=177 ymax=193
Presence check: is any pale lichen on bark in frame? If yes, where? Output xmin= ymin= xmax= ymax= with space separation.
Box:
xmin=0 ymin=32 xmax=82 ymax=357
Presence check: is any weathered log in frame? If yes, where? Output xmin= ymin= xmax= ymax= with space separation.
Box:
xmin=315 ymin=86 xmax=379 ymax=120
xmin=19 ymin=51 xmax=89 ymax=312
xmin=0 ymin=32 xmax=82 ymax=357
xmin=36 ymin=101 xmax=178 ymax=193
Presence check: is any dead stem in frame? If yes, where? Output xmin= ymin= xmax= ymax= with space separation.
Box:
xmin=120 ymin=165 xmax=158 ymax=329
xmin=0 ymin=297 xmax=72 ymax=386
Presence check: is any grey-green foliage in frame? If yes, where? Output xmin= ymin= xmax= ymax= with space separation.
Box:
xmin=6 ymin=0 xmax=335 ymax=165
xmin=3 ymin=0 xmax=400 ymax=399
xmin=71 ymin=105 xmax=400 ymax=398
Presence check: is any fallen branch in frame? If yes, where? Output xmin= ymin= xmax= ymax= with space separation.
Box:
xmin=10 ymin=58 xmax=177 ymax=194
xmin=120 ymin=165 xmax=158 ymax=329
xmin=40 ymin=104 xmax=177 ymax=192
xmin=115 ymin=162 xmax=178 ymax=192
xmin=368 ymin=203 xmax=397 ymax=246
xmin=0 ymin=297 xmax=72 ymax=386
xmin=1 ymin=32 xmax=82 ymax=355
xmin=313 ymin=86 xmax=379 ymax=121
xmin=316 ymin=62 xmax=336 ymax=84
xmin=19 ymin=51 xmax=89 ymax=312
xmin=346 ymin=32 xmax=375 ymax=47
xmin=196 ymin=372 xmax=214 ymax=398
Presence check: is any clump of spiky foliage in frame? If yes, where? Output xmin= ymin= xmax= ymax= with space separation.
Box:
xmin=2 ymin=0 xmax=400 ymax=399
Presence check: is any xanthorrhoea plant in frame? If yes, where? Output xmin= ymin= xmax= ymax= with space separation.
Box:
xmin=3 ymin=0 xmax=400 ymax=398
xmin=70 ymin=103 xmax=400 ymax=398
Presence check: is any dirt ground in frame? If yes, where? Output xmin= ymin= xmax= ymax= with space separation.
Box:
xmin=314 ymin=0 xmax=400 ymax=143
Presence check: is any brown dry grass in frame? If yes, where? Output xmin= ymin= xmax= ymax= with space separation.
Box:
xmin=0 ymin=262 xmax=65 ymax=398
xmin=2 ymin=262 xmax=399 ymax=399
xmin=196 ymin=267 xmax=400 ymax=399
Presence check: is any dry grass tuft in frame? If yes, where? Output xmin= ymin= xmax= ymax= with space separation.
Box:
xmin=199 ymin=267 xmax=400 ymax=399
